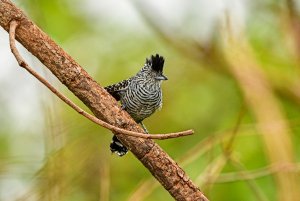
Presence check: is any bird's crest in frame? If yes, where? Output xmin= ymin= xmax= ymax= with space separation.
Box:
xmin=146 ymin=54 xmax=165 ymax=73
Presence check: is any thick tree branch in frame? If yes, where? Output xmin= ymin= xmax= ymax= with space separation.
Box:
xmin=0 ymin=0 xmax=208 ymax=200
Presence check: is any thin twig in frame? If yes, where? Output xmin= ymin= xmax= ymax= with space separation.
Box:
xmin=9 ymin=20 xmax=194 ymax=140
xmin=228 ymin=158 xmax=269 ymax=201
xmin=223 ymin=104 xmax=245 ymax=154
xmin=214 ymin=162 xmax=300 ymax=183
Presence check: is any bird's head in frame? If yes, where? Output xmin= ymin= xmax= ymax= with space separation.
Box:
xmin=144 ymin=54 xmax=168 ymax=82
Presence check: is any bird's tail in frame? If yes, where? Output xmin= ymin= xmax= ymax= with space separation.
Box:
xmin=110 ymin=135 xmax=128 ymax=156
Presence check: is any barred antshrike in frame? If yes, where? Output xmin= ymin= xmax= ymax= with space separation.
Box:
xmin=105 ymin=54 xmax=168 ymax=156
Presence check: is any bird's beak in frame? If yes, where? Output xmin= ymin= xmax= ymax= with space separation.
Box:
xmin=155 ymin=74 xmax=168 ymax=81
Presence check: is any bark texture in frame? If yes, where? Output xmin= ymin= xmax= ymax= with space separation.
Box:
xmin=0 ymin=0 xmax=208 ymax=200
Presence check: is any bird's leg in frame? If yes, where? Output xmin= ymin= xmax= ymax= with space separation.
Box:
xmin=121 ymin=104 xmax=126 ymax=110
xmin=139 ymin=122 xmax=149 ymax=134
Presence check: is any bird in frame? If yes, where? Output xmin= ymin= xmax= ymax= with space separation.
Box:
xmin=105 ymin=54 xmax=168 ymax=156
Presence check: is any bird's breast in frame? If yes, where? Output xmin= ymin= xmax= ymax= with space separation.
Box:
xmin=121 ymin=86 xmax=162 ymax=122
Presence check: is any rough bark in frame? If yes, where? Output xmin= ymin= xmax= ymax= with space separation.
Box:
xmin=0 ymin=0 xmax=208 ymax=200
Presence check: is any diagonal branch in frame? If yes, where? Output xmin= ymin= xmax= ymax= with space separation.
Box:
xmin=0 ymin=0 xmax=208 ymax=200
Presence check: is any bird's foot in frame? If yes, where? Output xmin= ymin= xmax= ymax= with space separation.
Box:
xmin=139 ymin=122 xmax=149 ymax=134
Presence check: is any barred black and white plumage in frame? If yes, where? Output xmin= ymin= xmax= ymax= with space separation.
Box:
xmin=105 ymin=54 xmax=168 ymax=156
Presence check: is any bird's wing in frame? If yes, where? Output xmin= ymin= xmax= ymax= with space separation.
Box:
xmin=104 ymin=78 xmax=131 ymax=101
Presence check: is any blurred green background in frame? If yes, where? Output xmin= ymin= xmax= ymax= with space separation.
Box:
xmin=1 ymin=0 xmax=300 ymax=200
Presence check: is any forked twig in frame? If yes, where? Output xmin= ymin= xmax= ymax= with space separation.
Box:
xmin=9 ymin=20 xmax=194 ymax=140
